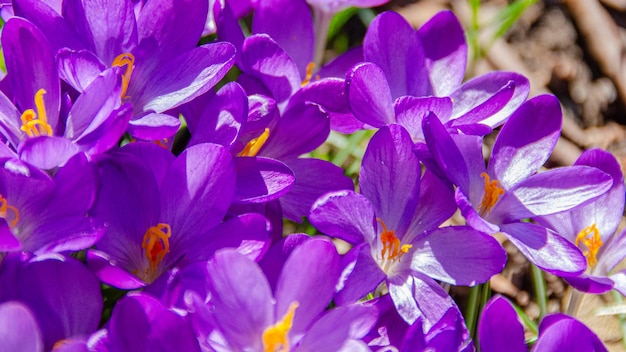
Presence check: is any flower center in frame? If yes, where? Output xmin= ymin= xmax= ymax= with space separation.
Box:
xmin=238 ymin=128 xmax=270 ymax=157
xmin=140 ymin=223 xmax=171 ymax=282
xmin=0 ymin=194 xmax=19 ymax=228
xmin=479 ymin=172 xmax=504 ymax=216
xmin=301 ymin=62 xmax=316 ymax=87
xmin=377 ymin=218 xmax=412 ymax=272
xmin=262 ymin=301 xmax=299 ymax=352
xmin=575 ymin=224 xmax=603 ymax=269
xmin=20 ymin=89 xmax=53 ymax=137
xmin=112 ymin=53 xmax=135 ymax=98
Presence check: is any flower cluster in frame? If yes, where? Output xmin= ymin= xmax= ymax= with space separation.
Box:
xmin=0 ymin=0 xmax=621 ymax=351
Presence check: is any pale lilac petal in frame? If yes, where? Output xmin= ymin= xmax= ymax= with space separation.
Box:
xmin=500 ymin=222 xmax=586 ymax=276
xmin=309 ymin=190 xmax=377 ymax=244
xmin=0 ymin=302 xmax=43 ymax=352
xmin=360 ymin=124 xmax=420 ymax=235
xmin=18 ymin=136 xmax=82 ymax=170
xmin=418 ymin=10 xmax=467 ymax=96
xmin=127 ymin=112 xmax=180 ymax=140
xmin=346 ymin=62 xmax=394 ymax=127
xmin=275 ymin=238 xmax=341 ymax=337
xmin=0 ymin=91 xmax=22 ymax=147
xmin=395 ymin=96 xmax=453 ymax=142
xmin=364 ymin=11 xmax=430 ymax=98
xmin=410 ymin=226 xmax=506 ymax=285
xmin=56 ymin=48 xmax=106 ymax=93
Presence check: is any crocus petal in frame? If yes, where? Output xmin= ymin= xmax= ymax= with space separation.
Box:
xmin=279 ymin=158 xmax=354 ymax=222
xmin=233 ymin=156 xmax=295 ymax=204
xmin=259 ymin=102 xmax=329 ymax=160
xmin=395 ymin=96 xmax=453 ymax=142
xmin=0 ymin=220 xmax=19 ymax=251
xmin=161 ymin=143 xmax=235 ymax=236
xmin=296 ymin=304 xmax=379 ymax=351
xmin=108 ymin=292 xmax=200 ymax=352
xmin=2 ymin=17 xmax=60 ymax=131
xmin=610 ymin=271 xmax=626 ymax=296
xmin=206 ymin=249 xmax=274 ymax=351
xmin=0 ymin=91 xmax=22 ymax=147
xmin=410 ymin=226 xmax=506 ymax=285
xmin=275 ymin=238 xmax=341 ymax=338
xmin=360 ymin=124 xmax=420 ymax=235
xmin=310 ymin=190 xmax=377 ymax=244
xmin=418 ymin=10 xmax=467 ymax=96
xmin=478 ymin=296 xmax=526 ymax=352
xmin=116 ymin=141 xmax=176 ymax=187
xmin=450 ymin=71 xmax=530 ymax=128
xmin=86 ymin=250 xmax=147 ymax=290
xmin=127 ymin=112 xmax=181 ymax=140
xmin=187 ymin=213 xmax=270 ymax=262
xmin=252 ymin=0 xmax=314 ymax=77
xmin=241 ymin=34 xmax=301 ymax=103
xmin=0 ymin=301 xmax=43 ymax=352
xmin=306 ymin=0 xmax=389 ymax=14
xmin=63 ymin=0 xmax=137 ymax=64
xmin=564 ymin=274 xmax=614 ymax=294
xmin=488 ymin=94 xmax=561 ymax=189
xmin=364 ymin=11 xmax=431 ymax=98
xmin=18 ymin=255 xmax=102 ymax=351
xmin=134 ymin=43 xmax=236 ymax=113
xmin=18 ymin=136 xmax=82 ymax=170
xmin=259 ymin=234 xmax=311 ymax=291
xmin=214 ymin=0 xmax=245 ymax=66
xmin=406 ymin=170 xmax=456 ymax=238
xmin=316 ymin=46 xmax=364 ymax=79
xmin=500 ymin=222 xmax=586 ymax=276
xmin=56 ymin=48 xmax=106 ymax=91
xmin=136 ymin=0 xmax=207 ymax=63
xmin=188 ymin=82 xmax=248 ymax=148
xmin=345 ymin=62 xmax=395 ymax=127
xmin=334 ymin=243 xmax=387 ymax=306
xmin=535 ymin=314 xmax=607 ymax=352
xmin=388 ymin=273 xmax=457 ymax=328
xmin=494 ymin=165 xmax=613 ymax=221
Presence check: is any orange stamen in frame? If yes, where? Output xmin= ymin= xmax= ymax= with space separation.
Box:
xmin=575 ymin=224 xmax=603 ymax=269
xmin=479 ymin=172 xmax=505 ymax=215
xmin=140 ymin=223 xmax=171 ymax=281
xmin=262 ymin=302 xmax=299 ymax=352
xmin=301 ymin=62 xmax=315 ymax=87
xmin=0 ymin=194 xmax=19 ymax=228
xmin=238 ymin=128 xmax=270 ymax=157
xmin=112 ymin=53 xmax=135 ymax=98
xmin=377 ymin=218 xmax=412 ymax=262
xmin=20 ymin=89 xmax=53 ymax=137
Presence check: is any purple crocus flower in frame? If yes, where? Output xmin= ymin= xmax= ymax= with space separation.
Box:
xmin=344 ymin=10 xmax=529 ymax=136
xmin=0 ymin=154 xmax=101 ymax=254
xmin=14 ymin=0 xmax=236 ymax=140
xmin=186 ymin=239 xmax=378 ymax=351
xmin=87 ymin=142 xmax=270 ymax=289
xmin=310 ymin=124 xmax=506 ymax=326
xmin=423 ymin=94 xmax=613 ymax=276
xmin=0 ymin=301 xmax=43 ymax=352
xmin=0 ymin=253 xmax=103 ymax=351
xmin=365 ymin=294 xmax=473 ymax=351
xmin=534 ymin=149 xmax=626 ymax=295
xmin=479 ymin=295 xmax=606 ymax=352
xmin=0 ymin=17 xmax=131 ymax=169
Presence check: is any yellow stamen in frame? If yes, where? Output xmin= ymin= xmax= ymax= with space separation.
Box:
xmin=575 ymin=224 xmax=603 ymax=269
xmin=301 ymin=62 xmax=315 ymax=87
xmin=0 ymin=194 xmax=18 ymax=228
xmin=262 ymin=302 xmax=299 ymax=352
xmin=238 ymin=128 xmax=270 ymax=157
xmin=377 ymin=218 xmax=412 ymax=262
xmin=20 ymin=89 xmax=53 ymax=137
xmin=140 ymin=223 xmax=171 ymax=282
xmin=479 ymin=172 xmax=505 ymax=215
xmin=112 ymin=53 xmax=135 ymax=98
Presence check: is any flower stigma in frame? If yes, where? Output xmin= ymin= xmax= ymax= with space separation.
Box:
xmin=575 ymin=224 xmax=603 ymax=269
xmin=301 ymin=62 xmax=318 ymax=87
xmin=112 ymin=53 xmax=135 ymax=98
xmin=0 ymin=194 xmax=19 ymax=228
xmin=262 ymin=301 xmax=299 ymax=352
xmin=479 ymin=172 xmax=505 ymax=216
xmin=140 ymin=223 xmax=171 ymax=282
xmin=20 ymin=89 xmax=53 ymax=137
xmin=238 ymin=128 xmax=270 ymax=157
xmin=377 ymin=218 xmax=412 ymax=273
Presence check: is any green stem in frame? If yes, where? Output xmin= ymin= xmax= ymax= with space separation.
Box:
xmin=530 ymin=263 xmax=547 ymax=320
xmin=465 ymin=284 xmax=482 ymax=338
xmin=612 ymin=290 xmax=626 ymax=351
